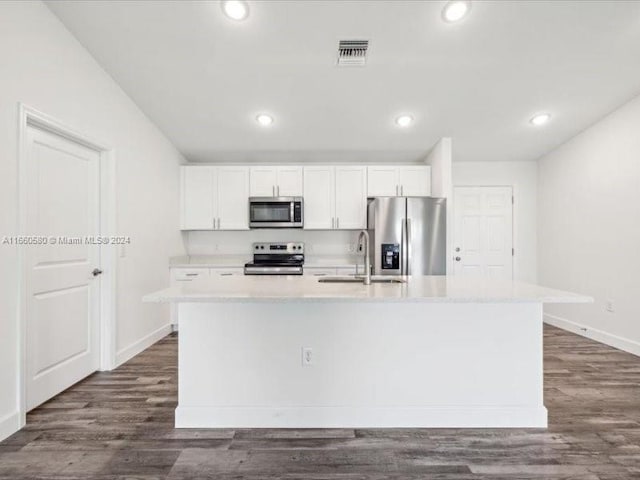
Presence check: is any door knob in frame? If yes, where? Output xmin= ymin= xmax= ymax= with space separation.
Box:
xmin=455 ymin=257 xmax=461 ymax=262
xmin=455 ymin=247 xmax=460 ymax=252
xmin=92 ymin=268 xmax=103 ymax=277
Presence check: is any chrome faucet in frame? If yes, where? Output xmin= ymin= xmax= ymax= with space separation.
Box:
xmin=358 ymin=230 xmax=371 ymax=285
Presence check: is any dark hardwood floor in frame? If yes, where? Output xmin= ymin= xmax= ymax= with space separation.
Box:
xmin=1 ymin=325 xmax=640 ymax=479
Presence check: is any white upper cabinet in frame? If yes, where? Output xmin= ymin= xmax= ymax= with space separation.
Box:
xmin=303 ymin=166 xmax=366 ymax=230
xmin=367 ymin=166 xmax=399 ymax=197
xmin=181 ymin=166 xmax=249 ymax=230
xmin=249 ymin=167 xmax=277 ymax=197
xmin=217 ymin=166 xmax=249 ymax=230
xmin=398 ymin=166 xmax=431 ymax=196
xmin=275 ymin=166 xmax=303 ymax=196
xmin=303 ymin=166 xmax=335 ymax=230
xmin=249 ymin=166 xmax=303 ymax=197
xmin=334 ymin=166 xmax=367 ymax=229
xmin=367 ymin=165 xmax=431 ymax=197
xmin=181 ymin=166 xmax=217 ymax=230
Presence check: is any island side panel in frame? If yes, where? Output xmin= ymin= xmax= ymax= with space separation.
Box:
xmin=176 ymin=301 xmax=546 ymax=428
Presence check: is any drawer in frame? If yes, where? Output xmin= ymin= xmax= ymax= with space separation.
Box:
xmin=171 ymin=268 xmax=210 ymax=282
xmin=210 ymin=267 xmax=244 ymax=276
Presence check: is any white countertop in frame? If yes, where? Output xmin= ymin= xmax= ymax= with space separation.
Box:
xmin=169 ymin=255 xmax=362 ymax=269
xmin=144 ymin=275 xmax=592 ymax=304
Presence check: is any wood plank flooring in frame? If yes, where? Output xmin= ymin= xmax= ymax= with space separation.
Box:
xmin=2 ymin=325 xmax=640 ymax=479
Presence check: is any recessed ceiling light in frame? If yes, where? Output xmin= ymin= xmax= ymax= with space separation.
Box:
xmin=530 ymin=113 xmax=551 ymax=126
xmin=442 ymin=0 xmax=471 ymax=23
xmin=395 ymin=115 xmax=414 ymax=127
xmin=256 ymin=113 xmax=274 ymax=126
xmin=222 ymin=1 xmax=249 ymax=21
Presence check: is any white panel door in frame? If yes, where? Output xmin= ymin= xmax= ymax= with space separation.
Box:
xmin=303 ymin=166 xmax=335 ymax=229
xmin=276 ymin=166 xmax=303 ymax=197
xmin=181 ymin=166 xmax=216 ymax=230
xmin=335 ymin=166 xmax=367 ymax=229
xmin=25 ymin=126 xmax=101 ymax=411
xmin=453 ymin=186 xmax=513 ymax=279
xmin=399 ymin=166 xmax=431 ymax=196
xmin=367 ymin=166 xmax=398 ymax=197
xmin=249 ymin=166 xmax=277 ymax=197
xmin=217 ymin=166 xmax=249 ymax=230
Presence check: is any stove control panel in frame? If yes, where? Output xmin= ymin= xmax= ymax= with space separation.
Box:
xmin=252 ymin=242 xmax=304 ymax=254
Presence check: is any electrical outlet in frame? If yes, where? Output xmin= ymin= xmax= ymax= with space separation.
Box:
xmin=301 ymin=347 xmax=313 ymax=366
xmin=605 ymin=300 xmax=615 ymax=313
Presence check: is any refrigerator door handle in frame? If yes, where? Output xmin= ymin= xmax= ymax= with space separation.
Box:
xmin=401 ymin=219 xmax=407 ymax=275
xmin=406 ymin=218 xmax=411 ymax=275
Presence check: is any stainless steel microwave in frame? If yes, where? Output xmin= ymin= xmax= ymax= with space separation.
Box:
xmin=249 ymin=197 xmax=303 ymax=228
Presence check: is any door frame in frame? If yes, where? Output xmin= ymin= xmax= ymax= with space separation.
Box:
xmin=452 ymin=184 xmax=515 ymax=279
xmin=16 ymin=104 xmax=117 ymax=426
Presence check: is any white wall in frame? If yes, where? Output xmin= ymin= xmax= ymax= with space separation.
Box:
xmin=452 ymin=162 xmax=538 ymax=283
xmin=0 ymin=1 xmax=185 ymax=439
xmin=538 ymin=93 xmax=640 ymax=356
xmin=187 ymin=230 xmax=361 ymax=256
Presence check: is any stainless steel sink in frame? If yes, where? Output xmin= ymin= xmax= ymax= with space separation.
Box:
xmin=318 ymin=276 xmax=406 ymax=284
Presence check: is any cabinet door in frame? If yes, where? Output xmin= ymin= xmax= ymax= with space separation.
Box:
xmin=399 ymin=166 xmax=431 ymax=196
xmin=210 ymin=267 xmax=244 ymax=276
xmin=171 ymin=267 xmax=210 ymax=282
xmin=367 ymin=166 xmax=398 ymax=197
xmin=181 ymin=166 xmax=216 ymax=230
xmin=217 ymin=166 xmax=249 ymax=230
xmin=249 ymin=166 xmax=277 ymax=197
xmin=335 ymin=166 xmax=367 ymax=230
xmin=276 ymin=166 xmax=303 ymax=197
xmin=303 ymin=166 xmax=335 ymax=229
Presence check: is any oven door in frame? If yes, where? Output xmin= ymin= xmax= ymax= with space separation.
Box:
xmin=249 ymin=198 xmax=302 ymax=228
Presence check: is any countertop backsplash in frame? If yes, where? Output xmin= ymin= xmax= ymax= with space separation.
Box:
xmin=185 ymin=230 xmax=364 ymax=256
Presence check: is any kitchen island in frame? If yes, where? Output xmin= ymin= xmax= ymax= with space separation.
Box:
xmin=144 ymin=275 xmax=590 ymax=429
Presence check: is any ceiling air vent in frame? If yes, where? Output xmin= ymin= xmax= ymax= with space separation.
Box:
xmin=337 ymin=40 xmax=369 ymax=66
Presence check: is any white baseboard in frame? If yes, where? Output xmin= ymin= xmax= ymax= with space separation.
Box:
xmin=176 ymin=405 xmax=548 ymax=429
xmin=115 ymin=324 xmax=172 ymax=367
xmin=545 ymin=313 xmax=640 ymax=357
xmin=0 ymin=411 xmax=22 ymax=442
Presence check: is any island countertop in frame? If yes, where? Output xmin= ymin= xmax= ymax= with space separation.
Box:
xmin=144 ymin=275 xmax=592 ymax=304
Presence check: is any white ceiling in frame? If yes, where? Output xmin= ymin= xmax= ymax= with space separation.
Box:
xmin=47 ymin=1 xmax=640 ymax=163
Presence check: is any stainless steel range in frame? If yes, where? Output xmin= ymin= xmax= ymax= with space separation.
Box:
xmin=243 ymin=242 xmax=304 ymax=275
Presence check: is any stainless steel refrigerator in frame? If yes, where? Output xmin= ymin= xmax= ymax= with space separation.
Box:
xmin=367 ymin=197 xmax=446 ymax=275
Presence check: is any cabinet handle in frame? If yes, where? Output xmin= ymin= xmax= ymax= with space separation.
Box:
xmin=213 ymin=218 xmax=216 ymax=229
xmin=272 ymin=185 xmax=275 ymax=196
xmin=277 ymin=185 xmax=280 ymax=196
xmin=396 ymin=185 xmax=399 ymax=196
xmin=332 ymin=217 xmax=334 ymax=229
xmin=217 ymin=218 xmax=220 ymax=230
xmin=336 ymin=217 xmax=340 ymax=229
xmin=401 ymin=185 xmax=404 ymax=196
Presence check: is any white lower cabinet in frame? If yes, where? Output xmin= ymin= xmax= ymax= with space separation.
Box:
xmin=210 ymin=267 xmax=244 ymax=276
xmin=304 ymin=266 xmax=359 ymax=276
xmin=170 ymin=266 xmax=243 ymax=325
xmin=171 ymin=267 xmax=210 ymax=282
